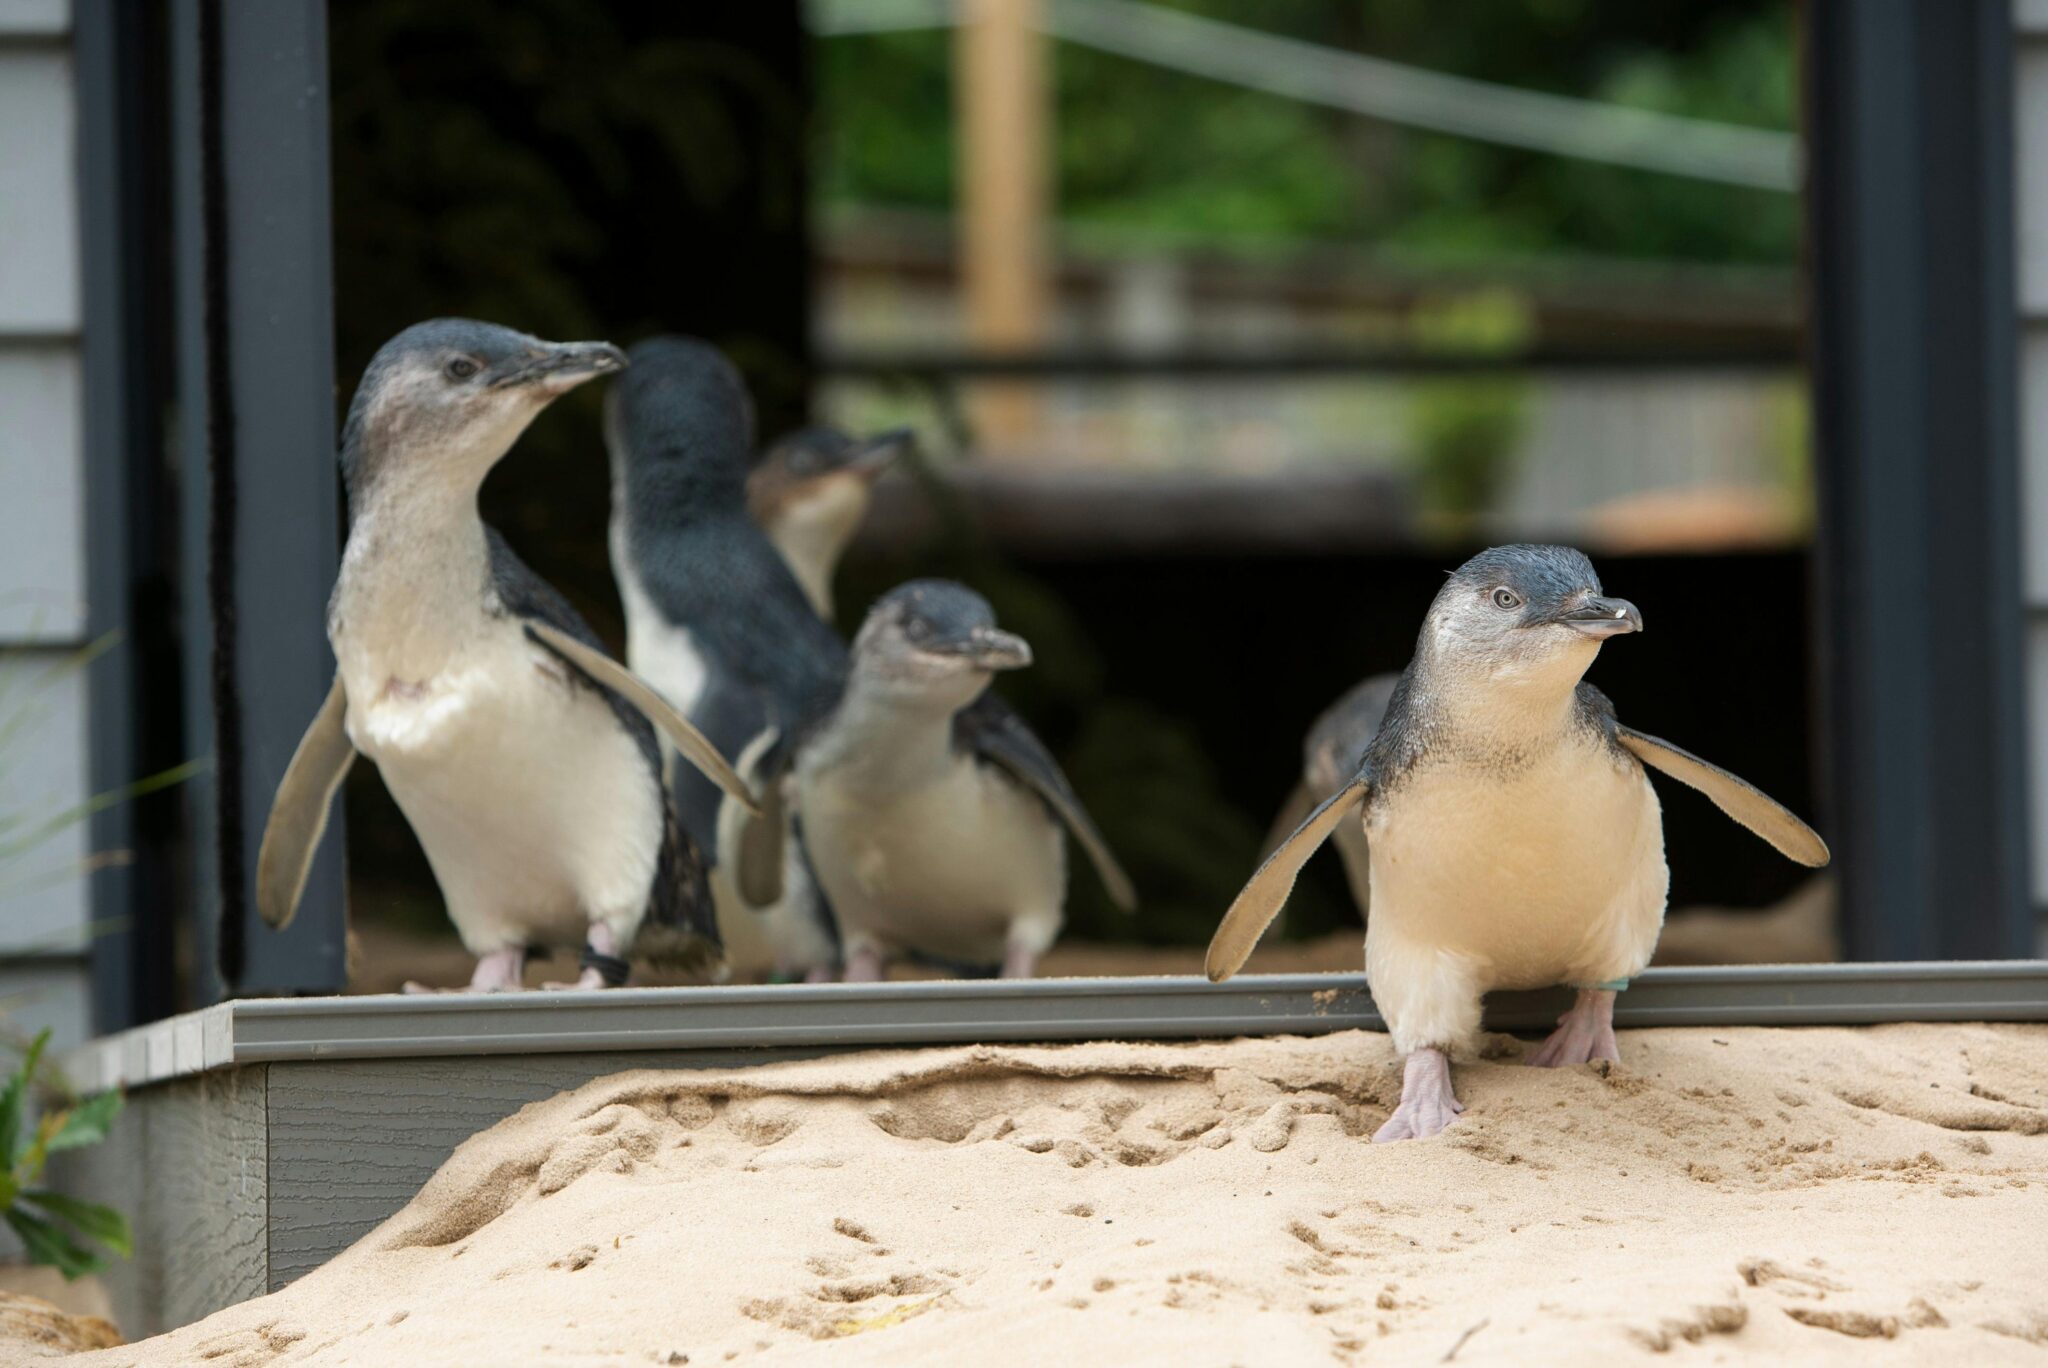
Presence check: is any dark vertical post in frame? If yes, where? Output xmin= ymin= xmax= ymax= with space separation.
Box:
xmin=1806 ymin=0 xmax=2031 ymax=958
xmin=76 ymin=0 xmax=178 ymax=1030
xmin=170 ymin=0 xmax=346 ymax=997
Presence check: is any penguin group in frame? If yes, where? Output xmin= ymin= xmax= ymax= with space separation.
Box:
xmin=258 ymin=318 xmax=1828 ymax=1143
xmin=257 ymin=321 xmax=1131 ymax=991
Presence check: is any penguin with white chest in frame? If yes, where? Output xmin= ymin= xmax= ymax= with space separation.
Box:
xmin=795 ymin=580 xmax=1136 ymax=980
xmin=1207 ymin=545 xmax=1828 ymax=1140
xmin=254 ymin=319 xmax=757 ymax=990
xmin=607 ymin=338 xmax=852 ymax=980
xmin=747 ymin=425 xmax=911 ymax=622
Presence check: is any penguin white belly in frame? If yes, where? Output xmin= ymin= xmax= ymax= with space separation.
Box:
xmin=802 ymin=758 xmax=1065 ymax=966
xmin=708 ymin=815 xmax=839 ymax=980
xmin=341 ymin=628 xmax=663 ymax=956
xmin=1366 ymin=738 xmax=1666 ymax=1001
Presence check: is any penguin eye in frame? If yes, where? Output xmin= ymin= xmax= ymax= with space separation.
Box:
xmin=444 ymin=356 xmax=481 ymax=382
xmin=1490 ymin=587 xmax=1522 ymax=610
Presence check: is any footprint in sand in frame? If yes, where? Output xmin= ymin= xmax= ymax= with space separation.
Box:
xmin=1624 ymin=1299 xmax=1747 ymax=1352
xmin=1740 ymin=1258 xmax=1948 ymax=1339
xmin=190 ymin=1322 xmax=310 ymax=1367
xmin=741 ymin=1219 xmax=956 ymax=1341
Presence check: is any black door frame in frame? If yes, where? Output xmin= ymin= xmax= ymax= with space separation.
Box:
xmin=1805 ymin=0 xmax=2034 ymax=959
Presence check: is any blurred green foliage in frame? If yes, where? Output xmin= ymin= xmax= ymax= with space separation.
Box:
xmin=1403 ymin=291 xmax=1534 ymax=519
xmin=1 ymin=1031 xmax=130 ymax=1280
xmin=818 ymin=0 xmax=1796 ymax=265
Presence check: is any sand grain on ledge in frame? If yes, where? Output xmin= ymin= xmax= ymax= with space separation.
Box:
xmin=75 ymin=1024 xmax=2048 ymax=1366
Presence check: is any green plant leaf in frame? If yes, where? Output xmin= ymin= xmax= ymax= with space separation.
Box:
xmin=15 ymin=1110 xmax=63 ymax=1186
xmin=44 ymin=1089 xmax=121 ymax=1154
xmin=5 ymin=1206 xmax=104 ymax=1280
xmin=0 ymin=757 xmax=207 ymax=864
xmin=0 ymin=1028 xmax=49 ymax=1167
xmin=23 ymin=1190 xmax=132 ymax=1258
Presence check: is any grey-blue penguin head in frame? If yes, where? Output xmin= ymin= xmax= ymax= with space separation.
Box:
xmin=605 ymin=336 xmax=758 ymax=509
xmin=339 ymin=319 xmax=624 ymax=501
xmin=1421 ymin=544 xmax=1641 ymax=683
xmin=748 ymin=426 xmax=913 ymax=535
xmin=764 ymin=426 xmax=911 ymax=482
xmin=851 ymin=579 xmax=1032 ymax=707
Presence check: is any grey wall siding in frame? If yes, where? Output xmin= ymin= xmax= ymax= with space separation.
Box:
xmin=0 ymin=0 xmax=94 ymax=1045
xmin=0 ymin=346 xmax=84 ymax=643
xmin=0 ymin=48 xmax=79 ymax=344
xmin=48 ymin=1067 xmax=269 ymax=1339
xmin=0 ymin=0 xmax=67 ymax=35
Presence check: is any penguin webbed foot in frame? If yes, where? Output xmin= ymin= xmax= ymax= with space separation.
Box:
xmin=1524 ymin=988 xmax=1621 ymax=1068
xmin=1372 ymin=1046 xmax=1464 ymax=1143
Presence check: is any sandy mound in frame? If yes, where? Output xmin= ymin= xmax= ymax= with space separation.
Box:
xmin=75 ymin=1024 xmax=2048 ymax=1367
xmin=0 ymin=1290 xmax=123 ymax=1358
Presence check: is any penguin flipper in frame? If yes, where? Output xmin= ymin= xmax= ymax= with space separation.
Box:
xmin=717 ymin=728 xmax=789 ymax=909
xmin=255 ymin=673 xmax=355 ymax=930
xmin=1207 ymin=773 xmax=1370 ymax=983
xmin=1615 ymin=726 xmax=1830 ymax=868
xmin=524 ymin=620 xmax=761 ymax=818
xmin=1259 ymin=782 xmax=1319 ymax=863
xmin=958 ymin=695 xmax=1138 ymax=912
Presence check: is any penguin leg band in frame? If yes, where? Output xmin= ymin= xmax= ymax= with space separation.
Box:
xmin=580 ymin=947 xmax=632 ymax=987
xmin=1570 ymin=978 xmax=1630 ymax=992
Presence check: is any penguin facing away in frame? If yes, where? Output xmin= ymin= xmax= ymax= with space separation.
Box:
xmin=606 ymin=337 xmax=852 ymax=980
xmin=1260 ymin=672 xmax=1402 ymax=925
xmin=747 ymin=425 xmax=911 ymax=622
xmin=254 ymin=319 xmax=757 ymax=991
xmin=795 ymin=580 xmax=1137 ymax=980
xmin=1207 ymin=546 xmax=1828 ymax=1141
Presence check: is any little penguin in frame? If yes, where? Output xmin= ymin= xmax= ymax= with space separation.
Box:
xmin=794 ymin=580 xmax=1137 ymax=980
xmin=1206 ymin=545 xmax=1829 ymax=1141
xmin=607 ymin=337 xmax=852 ymax=980
xmin=253 ymin=319 xmax=757 ymax=991
xmin=1261 ymin=672 xmax=1402 ymax=924
xmin=747 ymin=425 xmax=911 ymax=621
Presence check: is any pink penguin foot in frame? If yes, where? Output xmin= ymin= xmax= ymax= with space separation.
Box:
xmin=1373 ymin=1047 xmax=1465 ymax=1142
xmin=999 ymin=940 xmax=1040 ymax=980
xmin=543 ymin=925 xmax=627 ymax=990
xmin=841 ymin=946 xmax=886 ymax=983
xmin=403 ymin=946 xmax=529 ymax=995
xmin=1525 ymin=988 xmax=1620 ymax=1067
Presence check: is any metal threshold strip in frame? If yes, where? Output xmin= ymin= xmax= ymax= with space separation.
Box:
xmin=66 ymin=961 xmax=2048 ymax=1094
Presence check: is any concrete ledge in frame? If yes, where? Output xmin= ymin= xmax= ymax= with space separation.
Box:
xmin=65 ymin=962 xmax=2048 ymax=1093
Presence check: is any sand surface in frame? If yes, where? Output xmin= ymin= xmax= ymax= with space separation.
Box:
xmin=74 ymin=1023 xmax=2048 ymax=1367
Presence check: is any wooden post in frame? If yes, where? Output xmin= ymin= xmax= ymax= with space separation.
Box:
xmin=955 ymin=0 xmax=1051 ymax=453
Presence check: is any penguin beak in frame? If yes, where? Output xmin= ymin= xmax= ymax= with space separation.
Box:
xmin=1554 ymin=596 xmax=1643 ymax=639
xmin=848 ymin=428 xmax=914 ymax=481
xmin=490 ymin=341 xmax=629 ymax=392
xmin=930 ymin=626 xmax=1033 ymax=672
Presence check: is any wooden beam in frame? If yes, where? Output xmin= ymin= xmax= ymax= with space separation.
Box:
xmin=954 ymin=0 xmax=1051 ymax=451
